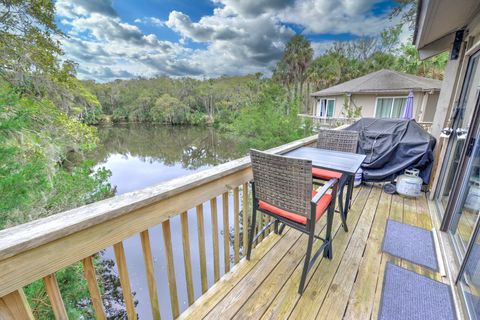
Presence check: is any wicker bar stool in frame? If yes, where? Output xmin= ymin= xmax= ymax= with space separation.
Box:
xmin=247 ymin=149 xmax=338 ymax=294
xmin=314 ymin=129 xmax=359 ymax=232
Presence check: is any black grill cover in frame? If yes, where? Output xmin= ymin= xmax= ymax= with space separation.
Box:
xmin=345 ymin=118 xmax=436 ymax=184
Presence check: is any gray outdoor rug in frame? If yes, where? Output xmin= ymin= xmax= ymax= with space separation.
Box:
xmin=379 ymin=262 xmax=456 ymax=320
xmin=382 ymin=219 xmax=439 ymax=271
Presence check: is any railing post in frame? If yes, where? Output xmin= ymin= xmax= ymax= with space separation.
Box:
xmin=222 ymin=192 xmax=230 ymax=273
xmin=113 ymin=242 xmax=137 ymax=320
xmin=210 ymin=198 xmax=220 ymax=282
xmin=242 ymin=182 xmax=249 ymax=256
xmin=196 ymin=204 xmax=208 ymax=294
xmin=82 ymin=256 xmax=107 ymax=320
xmin=180 ymin=211 xmax=195 ymax=306
xmin=233 ymin=187 xmax=240 ymax=264
xmin=139 ymin=230 xmax=161 ymax=320
xmin=43 ymin=273 xmax=68 ymax=320
xmin=0 ymin=289 xmax=33 ymax=320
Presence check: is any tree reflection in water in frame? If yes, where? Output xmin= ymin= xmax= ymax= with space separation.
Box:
xmin=91 ymin=123 xmax=245 ymax=171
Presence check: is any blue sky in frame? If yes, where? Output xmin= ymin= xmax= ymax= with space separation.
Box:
xmin=55 ymin=0 xmax=404 ymax=82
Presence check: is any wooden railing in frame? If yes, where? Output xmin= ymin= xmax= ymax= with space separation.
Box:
xmin=0 ymin=134 xmax=319 ymax=320
xmin=298 ymin=114 xmax=358 ymax=130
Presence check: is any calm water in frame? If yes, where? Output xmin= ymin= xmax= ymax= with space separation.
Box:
xmin=91 ymin=124 xmax=247 ymax=319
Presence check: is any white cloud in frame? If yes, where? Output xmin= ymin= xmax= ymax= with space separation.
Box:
xmin=212 ymin=0 xmax=295 ymax=16
xmin=56 ymin=0 xmax=401 ymax=81
xmin=278 ymin=0 xmax=388 ymax=36
xmin=165 ymin=7 xmax=295 ymax=74
xmin=56 ymin=0 xmax=191 ymax=81
xmin=134 ymin=17 xmax=165 ymax=27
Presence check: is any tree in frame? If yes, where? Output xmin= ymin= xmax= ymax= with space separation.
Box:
xmin=380 ymin=25 xmax=403 ymax=52
xmin=389 ymin=0 xmax=417 ymax=31
xmin=307 ymin=54 xmax=342 ymax=91
xmin=274 ymin=35 xmax=313 ymax=110
xmin=232 ymin=80 xmax=306 ymax=150
xmin=0 ymin=0 xmax=63 ymax=89
xmin=341 ymin=94 xmax=362 ymax=119
xmin=151 ymin=94 xmax=189 ymax=124
xmin=396 ymin=44 xmax=448 ymax=80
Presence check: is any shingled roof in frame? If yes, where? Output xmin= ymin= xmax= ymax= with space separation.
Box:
xmin=311 ymin=69 xmax=442 ymax=97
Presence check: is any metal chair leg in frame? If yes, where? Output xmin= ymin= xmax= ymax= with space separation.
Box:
xmin=324 ymin=200 xmax=334 ymax=259
xmin=278 ymin=222 xmax=286 ymax=235
xmin=339 ymin=191 xmax=348 ymax=232
xmin=298 ymin=228 xmax=314 ymax=294
xmin=246 ymin=207 xmax=257 ymax=260
xmin=338 ymin=178 xmax=349 ymax=232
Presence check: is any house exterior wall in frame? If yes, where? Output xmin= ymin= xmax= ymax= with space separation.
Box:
xmin=423 ymin=92 xmax=439 ymax=122
xmin=313 ymin=91 xmax=440 ymax=121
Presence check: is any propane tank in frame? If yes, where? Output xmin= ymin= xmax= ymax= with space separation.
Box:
xmin=465 ymin=179 xmax=480 ymax=211
xmin=396 ymin=169 xmax=423 ymax=197
xmin=354 ymin=168 xmax=363 ymax=187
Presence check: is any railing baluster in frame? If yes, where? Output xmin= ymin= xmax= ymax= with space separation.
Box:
xmin=210 ymin=198 xmax=220 ymax=282
xmin=140 ymin=230 xmax=161 ymax=320
xmin=268 ymin=216 xmax=274 ymax=235
xmin=162 ymin=220 xmax=179 ymax=318
xmin=257 ymin=211 xmax=263 ymax=243
xmin=242 ymin=182 xmax=249 ymax=256
xmin=82 ymin=256 xmax=106 ymax=320
xmin=196 ymin=204 xmax=208 ymax=294
xmin=113 ymin=242 xmax=137 ymax=319
xmin=0 ymin=289 xmax=34 ymax=320
xmin=222 ymin=192 xmax=230 ymax=273
xmin=180 ymin=211 xmax=195 ymax=306
xmin=43 ymin=273 xmax=68 ymax=320
xmin=233 ymin=187 xmax=240 ymax=264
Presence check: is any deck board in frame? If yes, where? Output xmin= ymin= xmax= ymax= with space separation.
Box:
xmin=180 ymin=184 xmax=447 ymax=320
xmin=240 ymin=188 xmax=363 ymax=320
xmin=343 ymin=189 xmax=391 ymax=320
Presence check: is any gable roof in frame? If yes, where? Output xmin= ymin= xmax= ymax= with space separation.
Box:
xmin=311 ymin=69 xmax=442 ymax=97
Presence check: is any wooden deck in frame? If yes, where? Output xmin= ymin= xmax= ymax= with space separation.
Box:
xmin=180 ymin=183 xmax=447 ymax=320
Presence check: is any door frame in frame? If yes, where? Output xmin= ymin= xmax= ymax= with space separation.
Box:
xmin=440 ymin=90 xmax=480 ymax=232
xmin=434 ymin=47 xmax=480 ymax=231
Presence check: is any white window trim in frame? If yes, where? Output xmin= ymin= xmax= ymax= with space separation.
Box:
xmin=316 ymin=98 xmax=336 ymax=118
xmin=374 ymin=96 xmax=408 ymax=118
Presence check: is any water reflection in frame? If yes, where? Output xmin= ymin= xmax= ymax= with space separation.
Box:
xmin=93 ymin=124 xmax=243 ymax=169
xmin=90 ymin=124 xmax=247 ymax=319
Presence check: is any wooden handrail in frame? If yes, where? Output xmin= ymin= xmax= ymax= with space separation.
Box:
xmin=0 ymin=134 xmax=317 ymax=263
xmin=0 ymin=134 xmax=319 ymax=317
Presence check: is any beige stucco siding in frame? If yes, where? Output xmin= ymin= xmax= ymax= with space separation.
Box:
xmin=423 ymin=93 xmax=439 ymax=122
xmin=313 ymin=91 xmax=439 ymax=121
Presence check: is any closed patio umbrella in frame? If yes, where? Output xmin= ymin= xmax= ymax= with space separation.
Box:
xmin=402 ymin=91 xmax=414 ymax=119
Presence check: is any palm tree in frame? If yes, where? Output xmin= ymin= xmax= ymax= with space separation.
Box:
xmin=307 ymin=54 xmax=342 ymax=91
xmin=275 ymin=35 xmax=313 ymax=107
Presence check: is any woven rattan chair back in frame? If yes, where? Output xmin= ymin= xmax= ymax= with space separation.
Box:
xmin=250 ymin=149 xmax=312 ymax=218
xmin=316 ymin=129 xmax=359 ymax=153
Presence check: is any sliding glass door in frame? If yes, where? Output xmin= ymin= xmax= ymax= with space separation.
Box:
xmin=454 ymin=124 xmax=480 ymax=318
xmin=437 ymin=50 xmax=480 ymax=220
xmin=448 ymin=120 xmax=480 ymax=256
xmin=434 ymin=49 xmax=480 ymax=318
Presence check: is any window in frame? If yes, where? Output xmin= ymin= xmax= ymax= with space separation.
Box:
xmin=375 ymin=97 xmax=407 ymax=118
xmin=316 ymin=98 xmax=335 ymax=118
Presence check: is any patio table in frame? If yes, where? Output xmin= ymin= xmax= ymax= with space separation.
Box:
xmin=283 ymin=147 xmax=366 ymax=224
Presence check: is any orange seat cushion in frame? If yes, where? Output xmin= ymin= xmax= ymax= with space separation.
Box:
xmin=258 ymin=191 xmax=332 ymax=225
xmin=312 ymin=167 xmax=342 ymax=180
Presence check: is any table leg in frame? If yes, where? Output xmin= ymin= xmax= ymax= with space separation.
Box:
xmin=337 ymin=176 xmax=348 ymax=232
xmin=344 ymin=175 xmax=354 ymax=217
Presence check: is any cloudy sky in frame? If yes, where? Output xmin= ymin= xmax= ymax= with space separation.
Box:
xmin=55 ymin=0 xmax=404 ymax=82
